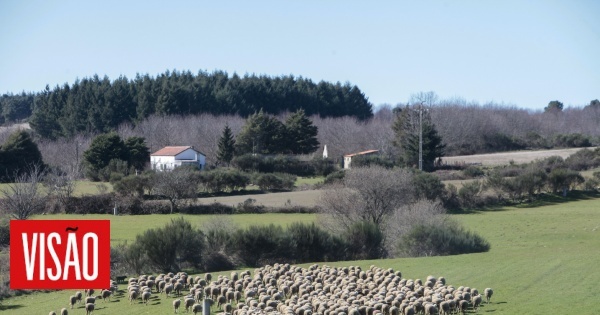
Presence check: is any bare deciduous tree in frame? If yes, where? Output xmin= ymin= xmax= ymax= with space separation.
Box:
xmin=318 ymin=166 xmax=415 ymax=231
xmin=152 ymin=168 xmax=198 ymax=213
xmin=0 ymin=165 xmax=46 ymax=220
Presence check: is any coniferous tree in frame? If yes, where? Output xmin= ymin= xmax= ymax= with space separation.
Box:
xmin=125 ymin=136 xmax=150 ymax=171
xmin=0 ymin=130 xmax=45 ymax=182
xmin=235 ymin=110 xmax=286 ymax=155
xmin=217 ymin=125 xmax=235 ymax=166
xmin=392 ymin=106 xmax=445 ymax=171
xmin=285 ymin=109 xmax=319 ymax=154
xmin=83 ymin=132 xmax=128 ymax=174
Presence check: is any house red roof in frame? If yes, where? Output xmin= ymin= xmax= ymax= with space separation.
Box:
xmin=344 ymin=149 xmax=379 ymax=157
xmin=151 ymin=146 xmax=195 ymax=156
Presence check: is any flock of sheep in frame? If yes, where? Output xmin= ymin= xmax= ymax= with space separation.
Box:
xmin=49 ymin=263 xmax=493 ymax=315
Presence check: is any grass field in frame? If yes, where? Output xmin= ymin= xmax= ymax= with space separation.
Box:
xmin=3 ymin=194 xmax=600 ymax=314
xmin=30 ymin=213 xmax=317 ymax=245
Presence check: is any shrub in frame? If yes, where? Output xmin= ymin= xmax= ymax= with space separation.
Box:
xmin=343 ymin=221 xmax=384 ymax=260
xmin=323 ymin=170 xmax=345 ymax=184
xmin=564 ymin=148 xmax=600 ymax=171
xmin=285 ymin=222 xmax=346 ymax=263
xmin=230 ymin=224 xmax=288 ymax=266
xmin=413 ymin=172 xmax=446 ymax=201
xmin=553 ymin=133 xmax=592 ymax=148
xmin=112 ymin=174 xmax=152 ymax=197
xmin=200 ymin=168 xmax=250 ymax=193
xmin=64 ymin=194 xmax=113 ymax=214
xmin=584 ymin=178 xmax=600 ymax=192
xmin=134 ymin=217 xmax=205 ymax=272
xmin=396 ymin=219 xmax=490 ymax=257
xmin=547 ymin=168 xmax=584 ymax=194
xmin=351 ymin=155 xmax=395 ymax=168
xmin=252 ymin=173 xmax=296 ymax=191
xmin=236 ymin=198 xmax=265 ymax=214
xmin=462 ymin=166 xmax=484 ymax=178
xmin=310 ymin=158 xmax=336 ymax=176
xmin=458 ymin=180 xmax=482 ymax=209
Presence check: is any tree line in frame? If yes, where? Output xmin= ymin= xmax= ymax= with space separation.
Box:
xmin=0 ymin=70 xmax=373 ymax=139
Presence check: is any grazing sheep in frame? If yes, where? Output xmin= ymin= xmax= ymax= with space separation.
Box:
xmin=192 ymin=303 xmax=203 ymax=315
xmin=60 ymin=308 xmax=68 ymax=315
xmin=85 ymin=303 xmax=95 ymax=315
xmin=69 ymin=295 xmax=77 ymax=309
xmin=184 ymin=297 xmax=195 ymax=312
xmin=101 ymin=289 xmax=111 ymax=302
xmin=403 ymin=305 xmax=415 ymax=315
xmin=218 ymin=295 xmax=227 ymax=309
xmin=472 ymin=294 xmax=482 ymax=312
xmin=84 ymin=297 xmax=95 ymax=305
xmin=129 ymin=290 xmax=139 ymax=304
xmin=85 ymin=289 xmax=95 ymax=297
xmin=142 ymin=291 xmax=152 ymax=305
xmin=484 ymin=288 xmax=493 ymax=304
xmin=458 ymin=300 xmax=469 ymax=314
xmin=205 ymin=273 xmax=212 ymax=283
xmin=174 ymin=282 xmax=183 ymax=296
xmin=49 ymin=312 xmax=57 ymax=315
xmin=173 ymin=299 xmax=182 ymax=313
xmin=165 ymin=284 xmax=174 ymax=297
xmin=75 ymin=291 xmax=83 ymax=304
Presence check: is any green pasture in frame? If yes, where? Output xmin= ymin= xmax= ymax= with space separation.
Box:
xmin=3 ymin=195 xmax=600 ymax=314
xmin=30 ymin=213 xmax=317 ymax=245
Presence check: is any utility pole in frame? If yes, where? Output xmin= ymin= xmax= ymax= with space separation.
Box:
xmin=419 ymin=102 xmax=423 ymax=171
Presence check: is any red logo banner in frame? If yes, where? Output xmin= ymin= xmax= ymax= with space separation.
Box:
xmin=10 ymin=220 xmax=111 ymax=289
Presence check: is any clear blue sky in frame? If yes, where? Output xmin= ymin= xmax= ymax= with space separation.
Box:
xmin=1 ymin=0 xmax=598 ymax=110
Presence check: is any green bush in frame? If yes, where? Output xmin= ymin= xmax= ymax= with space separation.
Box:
xmin=230 ymin=224 xmax=288 ymax=266
xmin=285 ymin=222 xmax=346 ymax=263
xmin=252 ymin=173 xmax=296 ymax=191
xmin=112 ymin=174 xmax=152 ymax=197
xmin=462 ymin=166 xmax=484 ymax=178
xmin=134 ymin=217 xmax=205 ymax=272
xmin=351 ymin=155 xmax=395 ymax=168
xmin=200 ymin=168 xmax=250 ymax=193
xmin=547 ymin=168 xmax=584 ymax=194
xmin=553 ymin=133 xmax=592 ymax=148
xmin=458 ymin=180 xmax=482 ymax=208
xmin=396 ymin=220 xmax=490 ymax=257
xmin=343 ymin=221 xmax=384 ymax=260
xmin=414 ymin=172 xmax=446 ymax=201
xmin=324 ymin=170 xmax=345 ymax=184
xmin=564 ymin=148 xmax=600 ymax=171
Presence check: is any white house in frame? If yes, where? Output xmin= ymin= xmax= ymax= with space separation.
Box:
xmin=343 ymin=149 xmax=379 ymax=169
xmin=150 ymin=146 xmax=206 ymax=171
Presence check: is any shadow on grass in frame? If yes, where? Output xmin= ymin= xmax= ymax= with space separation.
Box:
xmin=517 ymin=191 xmax=600 ymax=208
xmin=449 ymin=190 xmax=600 ymax=214
xmin=0 ymin=304 xmax=24 ymax=311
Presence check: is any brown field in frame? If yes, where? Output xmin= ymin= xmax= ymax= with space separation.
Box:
xmin=197 ymin=189 xmax=321 ymax=207
xmin=443 ymin=147 xmax=595 ymax=166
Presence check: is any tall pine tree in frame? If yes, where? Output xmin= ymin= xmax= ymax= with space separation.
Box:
xmin=217 ymin=124 xmax=235 ymax=166
xmin=285 ymin=109 xmax=319 ymax=154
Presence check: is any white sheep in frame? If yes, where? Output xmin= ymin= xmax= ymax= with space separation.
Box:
xmin=472 ymin=294 xmax=482 ymax=312
xmin=49 ymin=312 xmax=56 ymax=315
xmin=101 ymin=289 xmax=111 ymax=302
xmin=60 ymin=308 xmax=68 ymax=315
xmin=85 ymin=303 xmax=95 ymax=315
xmin=142 ymin=291 xmax=152 ymax=305
xmin=69 ymin=295 xmax=77 ymax=309
xmin=192 ymin=303 xmax=203 ymax=315
xmin=184 ymin=297 xmax=195 ymax=312
xmin=484 ymin=288 xmax=493 ymax=304
xmin=173 ymin=299 xmax=182 ymax=313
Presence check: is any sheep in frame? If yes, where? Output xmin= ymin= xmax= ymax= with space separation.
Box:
xmin=85 ymin=303 xmax=95 ymax=315
xmin=129 ymin=290 xmax=140 ymax=304
xmin=403 ymin=305 xmax=415 ymax=315
xmin=192 ymin=303 xmax=203 ymax=315
xmin=142 ymin=291 xmax=152 ymax=305
xmin=101 ymin=289 xmax=111 ymax=302
xmin=205 ymin=273 xmax=212 ymax=283
xmin=84 ymin=297 xmax=95 ymax=305
xmin=85 ymin=289 xmax=95 ymax=297
xmin=174 ymin=282 xmax=184 ymax=296
xmin=218 ymin=295 xmax=227 ymax=309
xmin=458 ymin=300 xmax=469 ymax=314
xmin=69 ymin=295 xmax=77 ymax=309
xmin=173 ymin=299 xmax=182 ymax=313
xmin=165 ymin=284 xmax=174 ymax=297
xmin=472 ymin=294 xmax=482 ymax=312
xmin=184 ymin=297 xmax=195 ymax=312
xmin=75 ymin=291 xmax=83 ymax=304
xmin=484 ymin=288 xmax=493 ymax=304
xmin=60 ymin=308 xmax=68 ymax=315
xmin=49 ymin=312 xmax=57 ymax=315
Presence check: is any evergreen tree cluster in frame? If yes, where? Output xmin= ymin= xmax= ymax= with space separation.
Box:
xmin=83 ymin=132 xmax=150 ymax=180
xmin=26 ymin=70 xmax=372 ymax=139
xmin=0 ymin=130 xmax=44 ymax=182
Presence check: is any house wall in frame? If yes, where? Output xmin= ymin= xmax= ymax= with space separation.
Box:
xmin=151 ymin=156 xmax=176 ymax=171
xmin=344 ymin=156 xmax=352 ymax=169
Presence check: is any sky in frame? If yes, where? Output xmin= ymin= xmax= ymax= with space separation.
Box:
xmin=0 ymin=0 xmax=598 ymax=111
